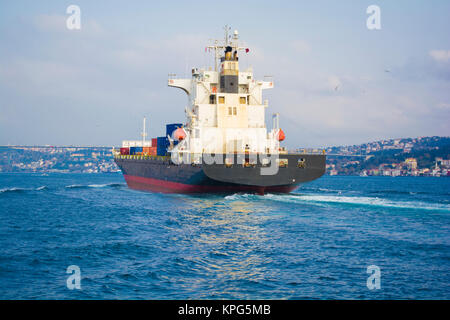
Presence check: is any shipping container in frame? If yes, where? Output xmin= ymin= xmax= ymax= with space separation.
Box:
xmin=122 ymin=140 xmax=151 ymax=147
xmin=129 ymin=146 xmax=143 ymax=155
xmin=166 ymin=123 xmax=183 ymax=138
xmin=120 ymin=147 xmax=129 ymax=155
xmin=157 ymin=136 xmax=169 ymax=156
xmin=151 ymin=138 xmax=157 ymax=147
xmin=143 ymin=146 xmax=157 ymax=155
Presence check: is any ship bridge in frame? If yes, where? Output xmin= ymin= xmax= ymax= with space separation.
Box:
xmin=167 ymin=26 xmax=281 ymax=156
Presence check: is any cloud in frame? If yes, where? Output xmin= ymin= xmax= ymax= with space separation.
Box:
xmin=274 ymin=82 xmax=450 ymax=147
xmin=290 ymin=40 xmax=311 ymax=54
xmin=34 ymin=14 xmax=67 ymax=32
xmin=429 ymin=50 xmax=450 ymax=63
xmin=1 ymin=8 xmax=449 ymax=147
xmin=437 ymin=102 xmax=450 ymax=110
xmin=33 ymin=14 xmax=104 ymax=35
xmin=327 ymin=75 xmax=341 ymax=91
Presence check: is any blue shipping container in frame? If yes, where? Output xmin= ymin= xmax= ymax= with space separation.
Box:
xmin=157 ymin=137 xmax=169 ymax=156
xmin=129 ymin=147 xmax=143 ymax=155
xmin=166 ymin=123 xmax=183 ymax=138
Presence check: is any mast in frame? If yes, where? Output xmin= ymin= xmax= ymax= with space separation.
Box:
xmin=224 ymin=24 xmax=230 ymax=46
xmin=273 ymin=113 xmax=280 ymax=130
xmin=207 ymin=25 xmax=245 ymax=72
xmin=141 ymin=117 xmax=147 ymax=146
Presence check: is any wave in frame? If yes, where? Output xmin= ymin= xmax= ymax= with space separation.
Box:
xmin=368 ymin=190 xmax=450 ymax=197
xmin=268 ymin=194 xmax=450 ymax=212
xmin=301 ymin=187 xmax=450 ymax=197
xmin=0 ymin=186 xmax=49 ymax=193
xmin=65 ymin=183 xmax=125 ymax=189
xmin=1 ymin=183 xmax=125 ymax=194
xmin=0 ymin=187 xmax=27 ymax=193
xmin=301 ymin=187 xmax=344 ymax=193
xmin=224 ymin=193 xmax=450 ymax=212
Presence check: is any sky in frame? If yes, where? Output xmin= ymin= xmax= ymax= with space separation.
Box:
xmin=0 ymin=0 xmax=449 ymax=148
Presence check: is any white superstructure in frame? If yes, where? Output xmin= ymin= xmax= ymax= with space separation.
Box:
xmin=168 ymin=27 xmax=283 ymax=157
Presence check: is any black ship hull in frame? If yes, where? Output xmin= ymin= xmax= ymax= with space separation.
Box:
xmin=114 ymin=153 xmax=326 ymax=194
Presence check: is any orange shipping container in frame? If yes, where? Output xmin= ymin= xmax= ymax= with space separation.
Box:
xmin=143 ymin=147 xmax=157 ymax=155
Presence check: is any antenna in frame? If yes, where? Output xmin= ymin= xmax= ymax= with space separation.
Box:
xmin=224 ymin=25 xmax=230 ymax=46
xmin=272 ymin=113 xmax=279 ymax=130
xmin=214 ymin=39 xmax=219 ymax=71
xmin=206 ymin=26 xmax=246 ymax=71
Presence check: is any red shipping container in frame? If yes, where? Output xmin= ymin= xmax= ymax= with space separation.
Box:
xmin=120 ymin=147 xmax=129 ymax=155
xmin=152 ymin=138 xmax=157 ymax=147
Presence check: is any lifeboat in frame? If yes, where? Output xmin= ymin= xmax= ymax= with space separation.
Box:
xmin=173 ymin=127 xmax=186 ymax=141
xmin=277 ymin=129 xmax=285 ymax=142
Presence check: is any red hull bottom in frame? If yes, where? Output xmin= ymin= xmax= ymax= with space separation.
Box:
xmin=124 ymin=175 xmax=298 ymax=195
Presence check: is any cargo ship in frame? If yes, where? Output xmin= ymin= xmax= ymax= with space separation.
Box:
xmin=113 ymin=28 xmax=326 ymax=194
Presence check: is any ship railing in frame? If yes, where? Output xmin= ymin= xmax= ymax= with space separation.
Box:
xmin=114 ymin=154 xmax=170 ymax=161
xmin=168 ymin=73 xmax=181 ymax=79
xmin=114 ymin=150 xmax=326 ymax=162
xmin=114 ymin=151 xmax=326 ymax=160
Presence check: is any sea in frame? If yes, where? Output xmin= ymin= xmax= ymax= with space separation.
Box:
xmin=0 ymin=173 xmax=449 ymax=300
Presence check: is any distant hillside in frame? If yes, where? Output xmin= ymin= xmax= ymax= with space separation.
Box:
xmin=0 ymin=146 xmax=117 ymax=173
xmin=325 ymin=136 xmax=450 ymax=176
xmin=0 ymin=136 xmax=449 ymax=176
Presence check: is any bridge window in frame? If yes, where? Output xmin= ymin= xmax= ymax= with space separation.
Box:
xmin=219 ymin=96 xmax=225 ymax=104
xmin=209 ymin=95 xmax=216 ymax=104
xmin=228 ymin=107 xmax=238 ymax=116
xmin=240 ymin=96 xmax=247 ymax=104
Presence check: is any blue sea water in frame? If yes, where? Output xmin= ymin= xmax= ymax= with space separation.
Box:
xmin=0 ymin=173 xmax=449 ymax=299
